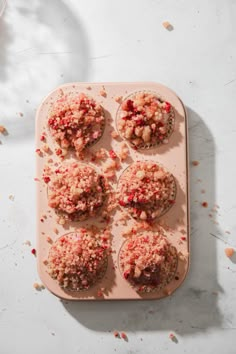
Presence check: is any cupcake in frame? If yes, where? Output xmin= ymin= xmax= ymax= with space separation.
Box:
xmin=119 ymin=231 xmax=177 ymax=293
xmin=48 ymin=92 xmax=105 ymax=155
xmin=47 ymin=229 xmax=109 ymax=291
xmin=44 ymin=162 xmax=107 ymax=221
xmin=117 ymin=92 xmax=174 ymax=149
xmin=118 ymin=161 xmax=176 ymax=221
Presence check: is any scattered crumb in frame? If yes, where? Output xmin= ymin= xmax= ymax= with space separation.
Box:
xmin=57 ymin=217 xmax=66 ymax=225
xmin=86 ymin=86 xmax=91 ymax=90
xmin=212 ymin=291 xmax=218 ymax=295
xmin=201 ymin=201 xmax=208 ymax=208
xmin=209 ymin=214 xmax=212 ymax=218
xmin=34 ymin=177 xmax=40 ymax=182
xmin=225 ymin=231 xmax=231 ymax=235
xmin=100 ymin=89 xmax=107 ymax=98
xmin=19 ymin=112 xmax=24 ymax=117
xmin=114 ymin=96 xmax=123 ymax=103
xmin=162 ymin=21 xmax=174 ymax=31
xmin=113 ymin=330 xmax=120 ymax=338
xmin=97 ymin=290 xmax=103 ymax=297
xmin=31 ymin=248 xmax=37 ymax=256
xmin=43 ymin=259 xmax=48 ymax=266
xmin=51 ymin=332 xmax=55 ymax=336
xmin=53 ymin=227 xmax=59 ymax=235
xmin=118 ymin=142 xmax=129 ymax=161
xmin=33 ymin=282 xmax=45 ymax=291
xmin=111 ymin=130 xmax=119 ymax=139
xmin=46 ymin=236 xmax=53 ymax=244
xmin=42 ymin=144 xmax=51 ymax=153
xmin=23 ymin=240 xmax=31 ymax=246
xmin=169 ymin=333 xmax=178 ymax=343
xmin=35 ymin=148 xmax=42 ymax=156
xmin=0 ymin=125 xmax=6 ymax=133
xmin=225 ymin=248 xmax=234 ymax=258
xmin=121 ymin=332 xmax=128 ymax=341
xmin=192 ymin=160 xmax=199 ymax=166
xmin=201 ymin=189 xmax=205 ymax=194
xmin=8 ymin=194 xmax=15 ymax=201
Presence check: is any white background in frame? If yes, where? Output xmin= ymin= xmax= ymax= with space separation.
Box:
xmin=0 ymin=1 xmax=236 ymax=353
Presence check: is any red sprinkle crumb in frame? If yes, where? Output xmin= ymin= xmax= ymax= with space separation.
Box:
xmin=113 ymin=330 xmax=120 ymax=338
xmin=202 ymin=202 xmax=208 ymax=208
xmin=40 ymin=135 xmax=46 ymax=141
xmin=55 ymin=148 xmax=62 ymax=156
xmin=109 ymin=150 xmax=117 ymax=159
xmin=97 ymin=290 xmax=103 ymax=297
xmin=192 ymin=160 xmax=199 ymax=166
xmin=169 ymin=333 xmax=178 ymax=342
xmin=31 ymin=248 xmax=37 ymax=256
xmin=43 ymin=176 xmax=50 ymax=183
xmin=35 ymin=148 xmax=42 ymax=156
xmin=181 ymin=236 xmax=186 ymax=241
xmin=121 ymin=332 xmax=128 ymax=341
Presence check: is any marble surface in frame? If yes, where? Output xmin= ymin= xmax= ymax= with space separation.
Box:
xmin=0 ymin=1 xmax=236 ymax=353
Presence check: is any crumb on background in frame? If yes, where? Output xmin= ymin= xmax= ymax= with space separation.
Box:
xmin=162 ymin=21 xmax=174 ymax=31
xmin=192 ymin=160 xmax=199 ymax=166
xmin=225 ymin=248 xmax=234 ymax=258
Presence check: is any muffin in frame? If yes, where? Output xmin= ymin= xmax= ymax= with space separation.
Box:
xmin=118 ymin=161 xmax=176 ymax=221
xmin=117 ymin=92 xmax=174 ymax=149
xmin=48 ymin=92 xmax=105 ymax=155
xmin=44 ymin=162 xmax=107 ymax=221
xmin=47 ymin=229 xmax=109 ymax=291
xmin=119 ymin=231 xmax=177 ymax=293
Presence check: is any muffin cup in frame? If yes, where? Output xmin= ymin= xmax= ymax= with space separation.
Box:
xmin=47 ymin=231 xmax=109 ymax=292
xmin=46 ymin=161 xmax=108 ymax=222
xmin=116 ymin=90 xmax=175 ymax=150
xmin=117 ymin=161 xmax=177 ymax=221
xmin=118 ymin=232 xmax=178 ymax=293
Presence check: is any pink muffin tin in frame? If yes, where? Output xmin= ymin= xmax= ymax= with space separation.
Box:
xmin=35 ymin=82 xmax=189 ymax=300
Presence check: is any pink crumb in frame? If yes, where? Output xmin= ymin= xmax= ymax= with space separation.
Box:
xmin=100 ymin=89 xmax=107 ymax=98
xmin=113 ymin=330 xmax=120 ymax=338
xmin=192 ymin=160 xmax=199 ymax=166
xmin=115 ymin=96 xmax=123 ymax=103
xmin=162 ymin=21 xmax=173 ymax=31
xmin=110 ymin=130 xmax=119 ymax=139
xmin=46 ymin=236 xmax=53 ymax=244
xmin=0 ymin=125 xmax=6 ymax=133
xmin=202 ymin=202 xmax=208 ymax=208
xmin=53 ymin=228 xmax=59 ymax=235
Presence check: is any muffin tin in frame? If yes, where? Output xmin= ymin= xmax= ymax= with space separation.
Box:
xmin=36 ymin=82 xmax=189 ymax=300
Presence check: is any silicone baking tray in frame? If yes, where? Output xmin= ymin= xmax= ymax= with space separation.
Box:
xmin=36 ymin=82 xmax=189 ymax=300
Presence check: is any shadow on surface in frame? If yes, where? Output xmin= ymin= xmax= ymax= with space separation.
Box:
xmin=62 ymin=107 xmax=223 ymax=335
xmin=0 ymin=10 xmax=13 ymax=80
xmin=0 ymin=0 xmax=90 ymax=141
